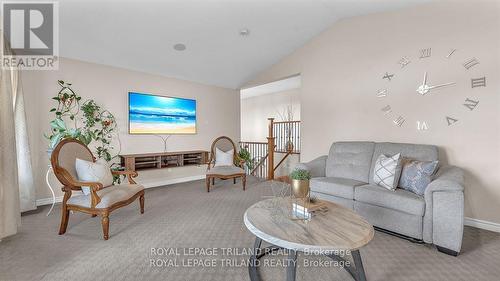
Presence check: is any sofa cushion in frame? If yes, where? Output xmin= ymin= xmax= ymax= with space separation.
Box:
xmin=326 ymin=142 xmax=375 ymax=182
xmin=369 ymin=142 xmax=438 ymax=185
xmin=354 ymin=184 xmax=425 ymax=216
xmin=310 ymin=177 xmax=366 ymax=200
xmin=67 ymin=184 xmax=144 ymax=209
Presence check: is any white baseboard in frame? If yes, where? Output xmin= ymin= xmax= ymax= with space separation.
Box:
xmin=36 ymin=196 xmax=64 ymax=206
xmin=36 ymin=175 xmax=205 ymax=207
xmin=464 ymin=217 xmax=500 ymax=233
xmin=141 ymin=175 xmax=205 ymax=189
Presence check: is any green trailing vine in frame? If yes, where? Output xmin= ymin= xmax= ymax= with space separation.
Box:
xmin=46 ymin=80 xmax=122 ymax=182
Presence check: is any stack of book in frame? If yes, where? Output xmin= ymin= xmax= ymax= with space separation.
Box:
xmin=292 ymin=199 xmax=328 ymax=219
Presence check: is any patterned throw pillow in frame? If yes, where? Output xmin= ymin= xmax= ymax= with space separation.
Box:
xmin=373 ymin=153 xmax=402 ymax=190
xmin=399 ymin=159 xmax=439 ymax=196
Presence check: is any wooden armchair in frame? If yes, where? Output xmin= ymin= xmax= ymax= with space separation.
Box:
xmin=206 ymin=136 xmax=246 ymax=192
xmin=51 ymin=138 xmax=145 ymax=240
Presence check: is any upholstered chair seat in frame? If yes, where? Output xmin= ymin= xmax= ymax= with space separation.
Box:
xmin=68 ymin=184 xmax=144 ymax=208
xmin=206 ymin=166 xmax=244 ymax=176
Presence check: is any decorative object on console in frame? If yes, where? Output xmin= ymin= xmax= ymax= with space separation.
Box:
xmin=373 ymin=153 xmax=402 ymax=190
xmin=377 ymin=48 xmax=486 ymax=130
xmin=128 ymin=92 xmax=196 ymax=134
xmin=399 ymin=159 xmax=439 ymax=196
xmin=206 ymin=136 xmax=246 ymax=192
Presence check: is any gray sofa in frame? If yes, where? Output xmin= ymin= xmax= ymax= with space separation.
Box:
xmin=296 ymin=141 xmax=464 ymax=256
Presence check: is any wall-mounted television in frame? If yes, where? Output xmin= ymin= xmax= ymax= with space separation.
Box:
xmin=128 ymin=92 xmax=197 ymax=134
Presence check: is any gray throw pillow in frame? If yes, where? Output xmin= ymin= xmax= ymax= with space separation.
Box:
xmin=399 ymin=159 xmax=439 ymax=196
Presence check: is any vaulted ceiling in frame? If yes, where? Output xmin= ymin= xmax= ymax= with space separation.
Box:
xmin=60 ymin=0 xmax=426 ymax=89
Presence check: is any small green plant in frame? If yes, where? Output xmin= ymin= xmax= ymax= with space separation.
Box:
xmin=290 ymin=169 xmax=311 ymax=180
xmin=238 ymin=147 xmax=255 ymax=170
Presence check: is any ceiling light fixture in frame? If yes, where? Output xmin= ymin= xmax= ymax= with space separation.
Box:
xmin=239 ymin=28 xmax=250 ymax=36
xmin=173 ymin=43 xmax=186 ymax=51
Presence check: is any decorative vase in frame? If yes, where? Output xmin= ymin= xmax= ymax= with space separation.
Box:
xmin=291 ymin=179 xmax=309 ymax=198
xmin=286 ymin=141 xmax=294 ymax=152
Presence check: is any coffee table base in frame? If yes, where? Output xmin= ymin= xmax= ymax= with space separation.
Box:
xmin=248 ymin=237 xmax=367 ymax=281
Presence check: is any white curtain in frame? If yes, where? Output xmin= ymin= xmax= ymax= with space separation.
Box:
xmin=13 ymin=70 xmax=36 ymax=212
xmin=0 ymin=36 xmax=21 ymax=239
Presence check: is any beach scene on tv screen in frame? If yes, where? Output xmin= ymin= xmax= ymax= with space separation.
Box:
xmin=129 ymin=92 xmax=196 ymax=134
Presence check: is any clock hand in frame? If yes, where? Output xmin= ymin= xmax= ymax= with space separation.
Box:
xmin=428 ymin=82 xmax=456 ymax=90
xmin=422 ymin=72 xmax=427 ymax=87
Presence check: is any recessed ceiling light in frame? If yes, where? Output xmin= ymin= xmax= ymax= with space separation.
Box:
xmin=239 ymin=28 xmax=250 ymax=36
xmin=173 ymin=43 xmax=186 ymax=51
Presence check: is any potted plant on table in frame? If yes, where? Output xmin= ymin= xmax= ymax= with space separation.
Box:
xmin=290 ymin=169 xmax=311 ymax=199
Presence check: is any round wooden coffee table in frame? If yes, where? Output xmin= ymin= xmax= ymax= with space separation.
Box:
xmin=244 ymin=197 xmax=374 ymax=281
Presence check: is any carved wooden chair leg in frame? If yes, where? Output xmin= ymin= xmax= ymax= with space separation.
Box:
xmin=91 ymin=214 xmax=97 ymax=217
xmin=102 ymin=214 xmax=110 ymax=240
xmin=242 ymin=175 xmax=246 ymax=191
xmin=212 ymin=178 xmax=215 ymax=185
xmin=233 ymin=178 xmax=236 ymax=184
xmin=59 ymin=204 xmax=70 ymax=235
xmin=206 ymin=177 xmax=210 ymax=192
xmin=139 ymin=194 xmax=145 ymax=214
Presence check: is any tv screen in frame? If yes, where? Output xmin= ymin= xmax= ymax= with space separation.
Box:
xmin=128 ymin=92 xmax=196 ymax=134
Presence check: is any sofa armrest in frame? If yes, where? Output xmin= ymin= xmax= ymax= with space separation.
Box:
xmin=426 ymin=165 xmax=464 ymax=194
xmin=293 ymin=155 xmax=327 ymax=178
xmin=423 ymin=165 xmax=464 ymax=254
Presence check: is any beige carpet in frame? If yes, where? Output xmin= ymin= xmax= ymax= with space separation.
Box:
xmin=1 ymin=177 xmax=500 ymax=281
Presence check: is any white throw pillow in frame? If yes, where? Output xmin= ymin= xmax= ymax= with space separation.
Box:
xmin=214 ymin=147 xmax=234 ymax=167
xmin=75 ymin=158 xmax=114 ymax=195
xmin=373 ymin=153 xmax=402 ymax=191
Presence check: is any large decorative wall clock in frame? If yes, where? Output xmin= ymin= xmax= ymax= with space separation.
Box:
xmin=377 ymin=47 xmax=486 ymax=130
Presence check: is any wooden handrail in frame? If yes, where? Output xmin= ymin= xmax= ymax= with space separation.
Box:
xmin=273 ymin=120 xmax=301 ymax=124
xmin=240 ymin=141 xmax=267 ymax=145
xmin=251 ymin=153 xmax=268 ymax=176
xmin=274 ymin=150 xmax=292 ymax=171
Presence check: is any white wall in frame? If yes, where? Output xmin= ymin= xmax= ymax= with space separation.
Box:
xmin=246 ymin=1 xmax=500 ymax=224
xmin=240 ymin=88 xmax=300 ymax=142
xmin=22 ymin=58 xmax=240 ymax=201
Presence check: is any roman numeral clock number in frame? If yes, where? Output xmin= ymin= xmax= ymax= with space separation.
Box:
xmin=471 ymin=77 xmax=486 ymax=88
xmin=463 ymin=58 xmax=479 ymax=70
xmin=463 ymin=98 xmax=479 ymax=111
xmin=420 ymin=48 xmax=431 ymax=58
